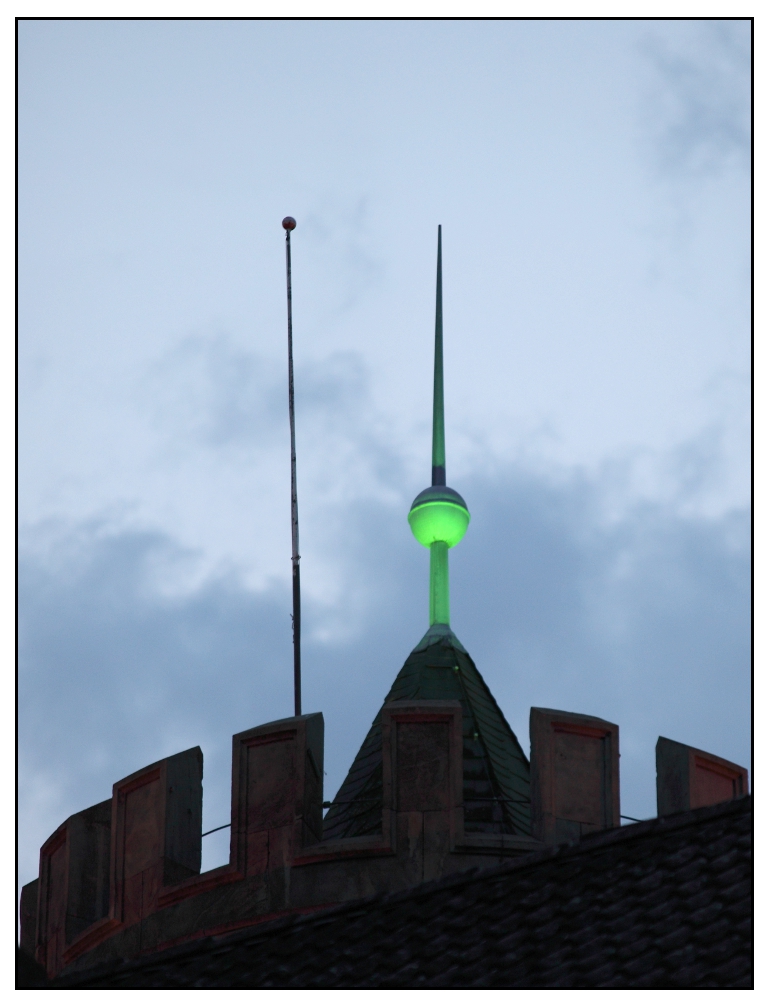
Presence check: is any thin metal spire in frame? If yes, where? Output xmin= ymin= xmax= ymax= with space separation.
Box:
xmin=408 ymin=225 xmax=470 ymax=629
xmin=283 ymin=215 xmax=301 ymax=716
xmin=431 ymin=225 xmax=446 ymax=486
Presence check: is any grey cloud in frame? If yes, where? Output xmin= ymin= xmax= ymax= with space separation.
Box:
xmin=141 ymin=333 xmax=288 ymax=447
xmin=142 ymin=333 xmax=380 ymax=455
xmin=19 ymin=456 xmax=749 ymax=890
xmin=640 ymin=21 xmax=750 ymax=177
xmin=139 ymin=332 xmax=410 ymax=530
xmin=662 ymin=425 xmax=727 ymax=500
xmin=303 ymin=195 xmax=383 ymax=316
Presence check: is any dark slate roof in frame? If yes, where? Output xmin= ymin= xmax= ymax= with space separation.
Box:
xmin=53 ymin=796 xmax=751 ymax=990
xmin=322 ymin=624 xmax=532 ymax=839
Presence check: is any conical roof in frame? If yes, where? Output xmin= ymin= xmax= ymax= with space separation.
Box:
xmin=322 ymin=625 xmax=531 ymax=840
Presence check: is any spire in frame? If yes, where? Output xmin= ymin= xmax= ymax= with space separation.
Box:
xmin=322 ymin=226 xmax=531 ymax=844
xmin=432 ymin=225 xmax=445 ymax=486
xmin=322 ymin=629 xmax=532 ymax=841
xmin=408 ymin=226 xmax=469 ymax=627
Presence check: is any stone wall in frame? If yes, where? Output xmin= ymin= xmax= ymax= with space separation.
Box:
xmin=20 ymin=703 xmax=747 ymax=979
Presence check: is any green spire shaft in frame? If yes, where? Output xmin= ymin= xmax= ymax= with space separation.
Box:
xmin=432 ymin=225 xmax=445 ymax=486
xmin=429 ymin=540 xmax=450 ymax=624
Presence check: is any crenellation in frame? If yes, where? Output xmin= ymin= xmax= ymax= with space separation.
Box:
xmin=64 ymin=799 xmax=112 ymax=943
xmin=656 ymin=736 xmax=749 ymax=817
xmin=21 ymin=697 xmax=749 ymax=980
xmin=108 ymin=746 xmax=203 ymax=929
xmin=19 ymin=880 xmax=38 ymax=958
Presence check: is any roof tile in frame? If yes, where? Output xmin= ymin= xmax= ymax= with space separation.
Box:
xmin=322 ymin=628 xmax=531 ymax=840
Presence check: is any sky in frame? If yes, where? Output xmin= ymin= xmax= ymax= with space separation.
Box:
xmin=18 ymin=18 xmax=750 ymax=884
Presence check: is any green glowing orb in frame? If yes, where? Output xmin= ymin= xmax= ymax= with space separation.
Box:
xmin=408 ymin=485 xmax=470 ymax=548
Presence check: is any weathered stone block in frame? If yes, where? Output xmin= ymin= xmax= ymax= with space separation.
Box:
xmin=109 ymin=747 xmax=202 ymax=926
xmin=19 ymin=879 xmax=38 ymax=957
xmin=382 ymin=701 xmax=464 ymax=880
xmin=231 ymin=713 xmax=324 ymax=876
xmin=530 ymin=707 xmax=620 ymax=845
xmin=66 ymin=800 xmax=112 ymax=941
xmin=656 ymin=736 xmax=748 ymax=817
xmin=33 ymin=798 xmax=112 ymax=977
xmin=35 ymin=825 xmax=65 ymax=977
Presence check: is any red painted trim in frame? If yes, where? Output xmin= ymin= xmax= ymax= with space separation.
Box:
xmin=243 ymin=730 xmax=296 ymax=748
xmin=40 ymin=823 xmax=67 ymax=857
xmin=115 ymin=766 xmax=161 ymax=798
xmin=157 ymin=865 xmax=244 ymax=908
xmin=62 ymin=918 xmax=123 ymax=965
xmin=292 ymin=842 xmax=394 ymax=866
xmin=694 ymin=756 xmax=745 ymax=780
xmin=551 ymin=722 xmax=610 ymax=739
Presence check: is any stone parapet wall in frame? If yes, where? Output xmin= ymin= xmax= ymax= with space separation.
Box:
xmin=21 ymin=702 xmax=748 ymax=980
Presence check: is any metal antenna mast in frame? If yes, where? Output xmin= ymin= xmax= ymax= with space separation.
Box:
xmin=283 ymin=216 xmax=301 ymax=716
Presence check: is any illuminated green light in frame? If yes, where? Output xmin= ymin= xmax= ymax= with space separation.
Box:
xmin=409 ymin=485 xmax=469 ymax=625
xmin=408 ymin=499 xmax=470 ymax=549
xmin=429 ymin=540 xmax=450 ymax=624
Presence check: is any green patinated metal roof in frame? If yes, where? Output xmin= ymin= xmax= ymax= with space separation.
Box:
xmin=322 ymin=625 xmax=531 ymax=840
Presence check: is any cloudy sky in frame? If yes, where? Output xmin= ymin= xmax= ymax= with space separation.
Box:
xmin=18 ymin=19 xmax=749 ymax=883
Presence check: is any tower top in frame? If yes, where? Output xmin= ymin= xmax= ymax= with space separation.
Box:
xmin=408 ymin=227 xmax=469 ymax=627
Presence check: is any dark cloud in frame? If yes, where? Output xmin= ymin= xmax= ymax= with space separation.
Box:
xmin=641 ymin=21 xmax=750 ymax=177
xmin=18 ymin=522 xmax=293 ymax=869
xmin=19 ymin=458 xmax=749 ymax=887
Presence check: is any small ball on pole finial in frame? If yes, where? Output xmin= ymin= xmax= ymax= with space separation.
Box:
xmin=282 ymin=216 xmax=297 ymax=231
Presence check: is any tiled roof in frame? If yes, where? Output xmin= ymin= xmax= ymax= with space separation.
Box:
xmin=322 ymin=624 xmax=532 ymax=839
xmin=53 ymin=796 xmax=751 ymax=990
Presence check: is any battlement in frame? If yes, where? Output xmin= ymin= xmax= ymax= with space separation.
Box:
xmin=20 ymin=705 xmax=748 ymax=980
